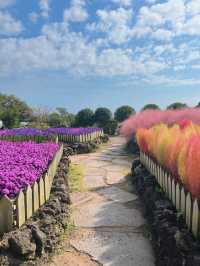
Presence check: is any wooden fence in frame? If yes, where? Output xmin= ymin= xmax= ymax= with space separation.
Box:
xmin=140 ymin=152 xmax=200 ymax=238
xmin=0 ymin=145 xmax=63 ymax=234
xmin=0 ymin=130 xmax=104 ymax=144
xmin=57 ymin=130 xmax=104 ymax=143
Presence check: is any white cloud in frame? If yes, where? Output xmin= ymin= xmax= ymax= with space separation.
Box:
xmin=39 ymin=0 xmax=51 ymax=18
xmin=87 ymin=8 xmax=133 ymax=44
xmin=186 ymin=0 xmax=200 ymax=16
xmin=111 ymin=0 xmax=132 ymax=7
xmin=64 ymin=0 xmax=88 ymax=22
xmin=0 ymin=11 xmax=23 ymax=35
xmin=0 ymin=0 xmax=15 ymax=8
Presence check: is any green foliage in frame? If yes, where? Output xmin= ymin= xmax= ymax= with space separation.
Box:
xmin=114 ymin=105 xmax=135 ymax=122
xmin=94 ymin=107 xmax=112 ymax=126
xmin=75 ymin=108 xmax=94 ymax=127
xmin=48 ymin=112 xmax=63 ymax=127
xmin=141 ymin=104 xmax=160 ymax=111
xmin=0 ymin=93 xmax=33 ymax=128
xmin=103 ymin=119 xmax=118 ymax=135
xmin=167 ymin=102 xmax=188 ymax=110
xmin=56 ymin=107 xmax=75 ymax=127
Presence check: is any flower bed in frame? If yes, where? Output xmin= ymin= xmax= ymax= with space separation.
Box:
xmin=0 ymin=141 xmax=59 ymax=198
xmin=0 ymin=141 xmax=63 ymax=233
xmin=0 ymin=127 xmax=103 ymax=143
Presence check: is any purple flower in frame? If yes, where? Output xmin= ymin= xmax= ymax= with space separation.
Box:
xmin=0 ymin=141 xmax=59 ymax=198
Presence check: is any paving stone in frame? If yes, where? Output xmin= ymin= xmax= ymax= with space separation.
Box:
xmin=71 ymin=230 xmax=155 ymax=266
xmin=98 ymin=186 xmax=138 ymax=203
xmin=73 ymin=201 xmax=145 ymax=228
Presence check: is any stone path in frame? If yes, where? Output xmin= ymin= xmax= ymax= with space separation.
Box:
xmin=49 ymin=137 xmax=155 ymax=266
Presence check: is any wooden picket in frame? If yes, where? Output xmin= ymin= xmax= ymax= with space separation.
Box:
xmin=180 ymin=187 xmax=186 ymax=217
xmin=175 ymin=183 xmax=181 ymax=211
xmin=192 ymin=199 xmax=200 ymax=237
xmin=0 ymin=196 xmax=13 ymax=233
xmin=139 ymin=151 xmax=200 ymax=238
xmin=16 ymin=191 xmax=26 ymax=227
xmin=25 ymin=185 xmax=32 ymax=219
xmin=186 ymin=193 xmax=192 ymax=229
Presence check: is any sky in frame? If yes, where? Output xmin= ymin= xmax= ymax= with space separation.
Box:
xmin=0 ymin=0 xmax=200 ymax=113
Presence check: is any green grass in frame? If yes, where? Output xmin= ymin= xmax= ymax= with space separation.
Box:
xmin=68 ymin=163 xmax=85 ymax=193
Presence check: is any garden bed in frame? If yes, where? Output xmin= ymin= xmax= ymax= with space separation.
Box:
xmin=132 ymin=158 xmax=200 ymax=266
xmin=0 ymin=141 xmax=63 ymax=233
xmin=0 ymin=128 xmax=104 ymax=143
xmin=0 ymin=148 xmax=71 ymax=266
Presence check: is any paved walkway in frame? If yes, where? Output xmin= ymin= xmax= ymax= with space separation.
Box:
xmin=49 ymin=137 xmax=155 ymax=266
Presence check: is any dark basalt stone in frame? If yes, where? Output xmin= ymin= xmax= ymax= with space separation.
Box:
xmin=131 ymin=160 xmax=200 ymax=266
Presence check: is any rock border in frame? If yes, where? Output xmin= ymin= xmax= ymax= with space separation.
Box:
xmin=63 ymin=135 xmax=109 ymax=155
xmin=0 ymin=147 xmax=71 ymax=266
xmin=131 ymin=159 xmax=200 ymax=266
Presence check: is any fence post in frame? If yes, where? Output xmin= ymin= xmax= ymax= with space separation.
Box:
xmin=192 ymin=199 xmax=200 ymax=238
xmin=168 ymin=175 xmax=172 ymax=200
xmin=186 ymin=193 xmax=192 ymax=230
xmin=25 ymin=185 xmax=32 ymax=220
xmin=16 ymin=190 xmax=26 ymax=228
xmin=32 ymin=182 xmax=39 ymax=212
xmin=175 ymin=183 xmax=181 ymax=211
xmin=0 ymin=196 xmax=13 ymax=233
xmin=180 ymin=187 xmax=186 ymax=218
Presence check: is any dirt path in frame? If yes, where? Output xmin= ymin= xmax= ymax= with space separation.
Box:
xmin=49 ymin=137 xmax=155 ymax=266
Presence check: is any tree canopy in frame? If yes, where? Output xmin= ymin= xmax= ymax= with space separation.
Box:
xmin=75 ymin=108 xmax=94 ymax=127
xmin=114 ymin=105 xmax=135 ymax=122
xmin=167 ymin=102 xmax=188 ymax=110
xmin=94 ymin=107 xmax=112 ymax=126
xmin=0 ymin=93 xmax=33 ymax=128
xmin=141 ymin=104 xmax=160 ymax=111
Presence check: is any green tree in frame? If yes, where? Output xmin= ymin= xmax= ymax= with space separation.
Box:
xmin=94 ymin=107 xmax=112 ymax=127
xmin=114 ymin=105 xmax=135 ymax=122
xmin=48 ymin=112 xmax=63 ymax=127
xmin=75 ymin=108 xmax=94 ymax=127
xmin=141 ymin=104 xmax=160 ymax=111
xmin=103 ymin=119 xmax=118 ymax=135
xmin=167 ymin=102 xmax=188 ymax=110
xmin=56 ymin=107 xmax=75 ymax=127
xmin=0 ymin=93 xmax=33 ymax=128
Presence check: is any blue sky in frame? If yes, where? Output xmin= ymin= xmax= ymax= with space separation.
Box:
xmin=0 ymin=0 xmax=200 ymax=113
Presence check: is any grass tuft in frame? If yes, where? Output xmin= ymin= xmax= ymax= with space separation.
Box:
xmin=68 ymin=163 xmax=85 ymax=193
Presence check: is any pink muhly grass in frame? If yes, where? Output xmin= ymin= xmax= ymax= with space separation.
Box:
xmin=120 ymin=108 xmax=200 ymax=139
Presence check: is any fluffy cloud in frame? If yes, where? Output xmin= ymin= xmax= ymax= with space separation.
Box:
xmin=87 ymin=8 xmax=133 ymax=44
xmin=40 ymin=0 xmax=51 ymax=18
xmin=1 ymin=0 xmax=200 ymax=87
xmin=0 ymin=11 xmax=23 ymax=35
xmin=64 ymin=0 xmax=88 ymax=22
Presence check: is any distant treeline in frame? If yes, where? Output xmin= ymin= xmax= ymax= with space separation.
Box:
xmin=0 ymin=93 xmax=199 ymax=134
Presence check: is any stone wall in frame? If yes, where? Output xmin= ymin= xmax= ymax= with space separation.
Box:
xmin=132 ymin=159 xmax=200 ymax=266
xmin=0 ymin=147 xmax=71 ymax=266
xmin=63 ymin=135 xmax=109 ymax=155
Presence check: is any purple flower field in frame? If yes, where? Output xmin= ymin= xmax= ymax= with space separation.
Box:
xmin=0 ymin=127 xmax=102 ymax=137
xmin=0 ymin=141 xmax=59 ymax=198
